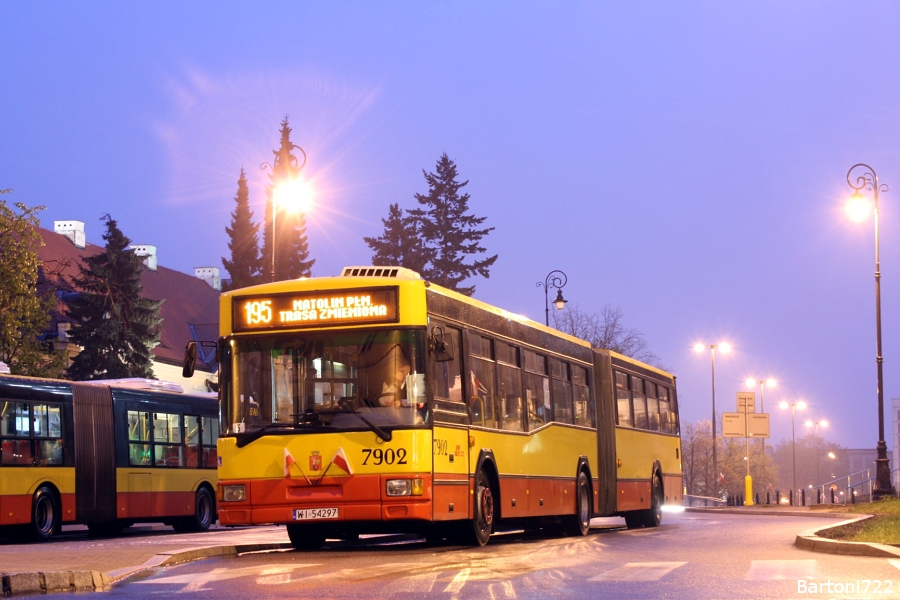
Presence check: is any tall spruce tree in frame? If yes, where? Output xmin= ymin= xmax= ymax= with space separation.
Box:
xmin=261 ymin=116 xmax=315 ymax=282
xmin=0 ymin=191 xmax=67 ymax=377
xmin=409 ymin=153 xmax=497 ymax=296
xmin=65 ymin=215 xmax=163 ymax=380
xmin=222 ymin=168 xmax=262 ymax=290
xmin=363 ymin=203 xmax=432 ymax=274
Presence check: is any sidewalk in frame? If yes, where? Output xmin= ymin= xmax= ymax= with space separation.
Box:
xmin=0 ymin=523 xmax=291 ymax=595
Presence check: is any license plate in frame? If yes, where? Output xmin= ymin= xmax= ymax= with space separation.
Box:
xmin=292 ymin=507 xmax=339 ymax=520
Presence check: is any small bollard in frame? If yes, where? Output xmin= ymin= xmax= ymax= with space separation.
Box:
xmin=831 ymin=489 xmax=836 ymax=503
xmin=851 ymin=489 xmax=855 ymax=504
xmin=755 ymin=493 xmax=760 ymax=505
xmin=801 ymin=489 xmax=806 ymax=506
xmin=817 ymin=489 xmax=822 ymax=504
xmin=766 ymin=492 xmax=771 ymax=505
xmin=789 ymin=489 xmax=794 ymax=506
xmin=776 ymin=490 xmax=781 ymax=504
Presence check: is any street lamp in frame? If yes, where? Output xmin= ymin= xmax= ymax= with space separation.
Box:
xmin=780 ymin=400 xmax=806 ymax=502
xmin=745 ymin=377 xmax=776 ymax=453
xmin=845 ymin=163 xmax=896 ymax=499
xmin=536 ymin=270 xmax=568 ymax=326
xmin=262 ymin=144 xmax=309 ymax=282
xmin=694 ymin=341 xmax=731 ymax=495
xmin=805 ymin=418 xmax=828 ymax=487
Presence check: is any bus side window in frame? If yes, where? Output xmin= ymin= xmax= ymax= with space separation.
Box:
xmin=153 ymin=413 xmax=183 ymax=467
xmin=468 ymin=334 xmax=497 ymax=429
xmin=184 ymin=415 xmax=201 ymax=468
xmin=202 ymin=416 xmax=219 ymax=468
xmin=128 ymin=410 xmax=151 ymax=466
xmin=550 ymin=359 xmax=574 ymax=425
xmin=645 ymin=381 xmax=660 ymax=432
xmin=659 ymin=386 xmax=672 ymax=433
xmin=631 ymin=377 xmax=648 ymax=430
xmin=34 ymin=404 xmax=64 ymax=465
xmin=615 ymin=371 xmax=633 ymax=427
xmin=523 ymin=350 xmax=549 ymax=431
xmin=572 ymin=366 xmax=591 ymax=428
xmin=497 ymin=345 xmax=523 ymax=432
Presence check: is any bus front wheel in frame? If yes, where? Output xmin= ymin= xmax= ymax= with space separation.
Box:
xmin=468 ymin=470 xmax=495 ymax=546
xmin=31 ymin=486 xmax=60 ymax=542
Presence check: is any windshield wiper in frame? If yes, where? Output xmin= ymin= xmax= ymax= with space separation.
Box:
xmin=319 ymin=408 xmax=393 ymax=442
xmin=235 ymin=422 xmax=304 ymax=448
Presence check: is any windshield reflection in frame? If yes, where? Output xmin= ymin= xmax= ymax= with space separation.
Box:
xmin=224 ymin=329 xmax=427 ymax=434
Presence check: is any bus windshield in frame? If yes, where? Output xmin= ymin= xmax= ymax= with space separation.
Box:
xmin=225 ymin=329 xmax=428 ymax=435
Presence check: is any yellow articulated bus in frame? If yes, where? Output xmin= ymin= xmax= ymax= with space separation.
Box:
xmin=207 ymin=266 xmax=682 ymax=549
xmin=0 ymin=376 xmax=218 ymax=541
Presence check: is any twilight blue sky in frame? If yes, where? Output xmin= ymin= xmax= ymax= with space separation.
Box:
xmin=3 ymin=2 xmax=900 ymax=450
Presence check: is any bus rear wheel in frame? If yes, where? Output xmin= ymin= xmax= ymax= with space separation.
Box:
xmin=287 ymin=524 xmax=327 ymax=550
xmin=563 ymin=471 xmax=591 ymax=536
xmin=173 ymin=487 xmax=215 ymax=533
xmin=624 ymin=475 xmax=662 ymax=529
xmin=30 ymin=486 xmax=60 ymax=542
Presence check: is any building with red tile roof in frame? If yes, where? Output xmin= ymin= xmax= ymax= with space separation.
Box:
xmin=37 ymin=220 xmax=221 ymax=393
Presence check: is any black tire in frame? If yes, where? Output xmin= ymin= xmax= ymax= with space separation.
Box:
xmin=173 ymin=487 xmax=215 ymax=533
xmin=30 ymin=486 xmax=60 ymax=542
xmin=641 ymin=475 xmax=663 ymax=528
xmin=563 ymin=471 xmax=591 ymax=536
xmin=286 ymin=524 xmax=327 ymax=550
xmin=468 ymin=470 xmax=495 ymax=546
xmin=624 ymin=475 xmax=662 ymax=529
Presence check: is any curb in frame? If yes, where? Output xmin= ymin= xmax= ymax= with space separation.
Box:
xmin=1 ymin=542 xmax=293 ymax=596
xmin=794 ymin=515 xmax=900 ymax=558
xmin=684 ymin=507 xmax=851 ymax=518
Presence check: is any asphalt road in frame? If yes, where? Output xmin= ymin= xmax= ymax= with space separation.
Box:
xmin=46 ymin=510 xmax=900 ymax=599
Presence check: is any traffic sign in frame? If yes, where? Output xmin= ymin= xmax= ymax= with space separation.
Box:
xmin=737 ymin=391 xmax=755 ymax=413
xmin=722 ymin=412 xmax=770 ymax=438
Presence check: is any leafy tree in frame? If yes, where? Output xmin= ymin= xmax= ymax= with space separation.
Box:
xmin=363 ymin=203 xmax=431 ymax=274
xmin=65 ymin=215 xmax=163 ymax=380
xmin=410 ymin=153 xmax=497 ymax=296
xmin=0 ymin=191 xmax=66 ymax=377
xmin=222 ymin=168 xmax=262 ymax=290
xmin=553 ymin=303 xmax=662 ymax=367
xmin=771 ymin=433 xmax=845 ymax=494
xmin=261 ymin=116 xmax=315 ymax=282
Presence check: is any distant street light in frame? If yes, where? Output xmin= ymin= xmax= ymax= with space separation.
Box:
xmin=805 ymin=418 xmax=829 ymax=486
xmin=780 ymin=400 xmax=806 ymax=501
xmin=845 ymin=163 xmax=896 ymax=499
xmin=536 ymin=270 xmax=568 ymax=327
xmin=745 ymin=377 xmax=776 ymax=453
xmin=694 ymin=341 xmax=731 ymax=494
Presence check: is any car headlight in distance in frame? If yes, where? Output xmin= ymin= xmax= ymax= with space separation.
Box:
xmin=222 ymin=484 xmax=246 ymax=502
xmin=386 ymin=478 xmax=424 ymax=496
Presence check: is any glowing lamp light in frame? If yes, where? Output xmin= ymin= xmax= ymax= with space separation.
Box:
xmin=845 ymin=192 xmax=871 ymax=223
xmin=719 ymin=342 xmax=732 ymax=354
xmin=779 ymin=401 xmax=788 ymax=410
xmin=693 ymin=343 xmax=705 ymax=353
xmin=274 ymin=178 xmax=314 ymax=213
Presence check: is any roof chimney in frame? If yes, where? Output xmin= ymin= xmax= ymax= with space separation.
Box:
xmin=53 ymin=221 xmax=86 ymax=249
xmin=194 ymin=267 xmax=221 ymax=291
xmin=130 ymin=245 xmax=157 ymax=271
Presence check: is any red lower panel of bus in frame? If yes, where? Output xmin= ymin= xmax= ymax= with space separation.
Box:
xmin=116 ymin=491 xmax=195 ymax=520
xmin=662 ymin=474 xmax=683 ymax=505
xmin=432 ymin=474 xmax=471 ymax=520
xmin=1 ymin=493 xmax=77 ymax=526
xmin=617 ymin=480 xmax=652 ymax=512
xmin=219 ymin=474 xmax=434 ymax=526
xmin=498 ymin=476 xmax=577 ymax=518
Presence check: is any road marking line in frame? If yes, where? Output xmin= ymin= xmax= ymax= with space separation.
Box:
xmin=745 ymin=560 xmax=816 ymax=580
xmin=444 ymin=567 xmax=471 ymax=593
xmin=889 ymin=559 xmax=900 ymax=571
xmin=589 ymin=562 xmax=687 ymax=582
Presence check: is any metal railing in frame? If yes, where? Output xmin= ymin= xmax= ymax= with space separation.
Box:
xmin=808 ymin=468 xmax=900 ymax=505
xmin=683 ymin=494 xmax=727 ymax=507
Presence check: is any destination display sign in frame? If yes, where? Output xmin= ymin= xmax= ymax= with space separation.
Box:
xmin=233 ymin=287 xmax=399 ymax=332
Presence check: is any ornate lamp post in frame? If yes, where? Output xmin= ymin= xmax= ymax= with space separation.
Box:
xmin=262 ymin=144 xmax=308 ymax=282
xmin=536 ymin=270 xmax=568 ymax=326
xmin=845 ymin=163 xmax=896 ymax=499
xmin=694 ymin=341 xmax=731 ymax=495
xmin=780 ymin=400 xmax=806 ymax=502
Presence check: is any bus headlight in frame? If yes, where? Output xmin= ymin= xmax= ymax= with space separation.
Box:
xmin=386 ymin=478 xmax=424 ymax=496
xmin=222 ymin=484 xmax=246 ymax=502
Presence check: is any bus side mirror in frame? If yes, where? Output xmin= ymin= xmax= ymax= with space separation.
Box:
xmin=431 ymin=327 xmax=454 ymax=363
xmin=183 ymin=341 xmax=197 ymax=378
